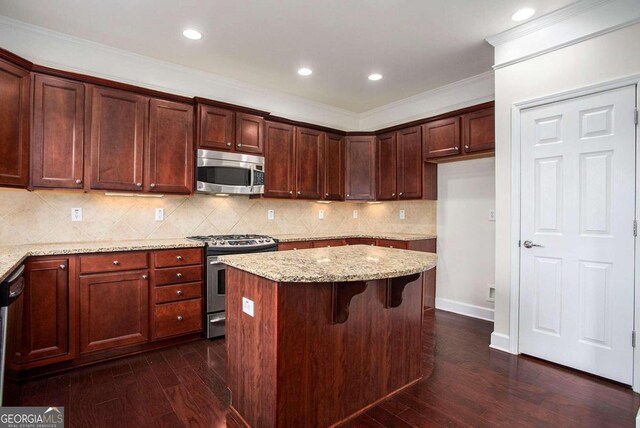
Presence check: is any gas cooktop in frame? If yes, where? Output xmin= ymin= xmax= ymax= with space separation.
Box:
xmin=187 ymin=234 xmax=277 ymax=248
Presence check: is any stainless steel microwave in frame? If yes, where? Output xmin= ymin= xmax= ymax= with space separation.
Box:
xmin=196 ymin=150 xmax=265 ymax=195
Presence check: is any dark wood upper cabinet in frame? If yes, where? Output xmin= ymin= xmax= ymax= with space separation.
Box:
xmin=147 ymin=98 xmax=194 ymax=194
xmin=0 ymin=57 xmax=30 ymax=188
xmin=20 ymin=258 xmax=73 ymax=364
xmin=31 ymin=74 xmax=85 ymax=189
xmin=235 ymin=112 xmax=264 ymax=154
xmin=422 ymin=117 xmax=460 ymax=160
xmin=345 ymin=136 xmax=376 ymax=201
xmin=295 ymin=127 xmax=324 ymax=200
xmin=264 ymin=121 xmax=295 ymax=198
xmin=376 ymin=132 xmax=397 ymax=200
xmin=323 ymin=133 xmax=344 ymax=201
xmin=462 ymin=107 xmax=495 ymax=154
xmin=397 ymin=126 xmax=423 ymax=199
xmin=197 ymin=105 xmax=234 ymax=151
xmin=79 ymin=270 xmax=149 ymax=354
xmin=88 ymin=86 xmax=147 ymax=191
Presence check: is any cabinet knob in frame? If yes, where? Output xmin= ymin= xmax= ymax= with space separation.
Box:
xmin=150 ymin=183 xmax=156 ymax=188
xmin=392 ymin=193 xmax=396 ymax=197
xmin=297 ymin=191 xmax=301 ymax=195
xmin=289 ymin=191 xmax=293 ymax=195
xmin=464 ymin=145 xmax=470 ymax=149
xmin=226 ymin=142 xmax=232 ymax=147
xmin=346 ymin=194 xmax=350 ymax=197
xmin=325 ymin=193 xmax=329 ymax=197
xmin=75 ymin=179 xmax=82 ymax=184
xmin=142 ymin=274 xmax=148 ymax=280
xmin=176 ymin=255 xmax=183 ymax=261
xmin=455 ymin=147 xmax=460 ymax=151
xmin=177 ymin=316 xmax=184 ymax=321
xmin=113 ymin=260 xmax=120 ymax=265
xmin=237 ymin=143 xmax=242 ymax=147
xmin=136 ymin=182 xmax=142 ymax=187
xmin=177 ymin=273 xmax=183 ymax=279
xmin=177 ymin=290 xmax=184 ymax=296
xmin=59 ymin=264 xmax=66 ymax=270
xmin=399 ymin=192 xmax=403 ymax=196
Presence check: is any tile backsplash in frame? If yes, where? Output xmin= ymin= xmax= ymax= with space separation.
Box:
xmin=0 ymin=188 xmax=436 ymax=245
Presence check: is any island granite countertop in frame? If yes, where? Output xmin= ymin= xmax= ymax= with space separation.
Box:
xmin=219 ymin=244 xmax=437 ymax=283
xmin=0 ymin=238 xmax=204 ymax=283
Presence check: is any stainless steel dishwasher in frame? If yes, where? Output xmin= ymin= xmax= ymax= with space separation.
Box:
xmin=0 ymin=265 xmax=25 ymax=406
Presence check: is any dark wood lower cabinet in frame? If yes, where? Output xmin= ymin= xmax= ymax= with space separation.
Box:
xmin=79 ymin=270 xmax=150 ymax=353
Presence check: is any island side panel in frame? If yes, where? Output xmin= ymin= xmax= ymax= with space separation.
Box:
xmin=226 ymin=267 xmax=278 ymax=427
xmin=275 ymin=276 xmax=424 ymax=428
xmin=407 ymin=239 xmax=437 ymax=310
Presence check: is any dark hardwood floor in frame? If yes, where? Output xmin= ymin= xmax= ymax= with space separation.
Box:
xmin=11 ymin=310 xmax=640 ymax=427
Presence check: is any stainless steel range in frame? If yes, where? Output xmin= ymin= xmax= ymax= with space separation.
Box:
xmin=186 ymin=234 xmax=278 ymax=338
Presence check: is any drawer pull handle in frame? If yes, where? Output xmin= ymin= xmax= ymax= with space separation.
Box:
xmin=113 ymin=260 xmax=120 ymax=265
xmin=142 ymin=274 xmax=148 ymax=280
xmin=177 ymin=273 xmax=183 ymax=279
xmin=177 ymin=316 xmax=184 ymax=321
xmin=177 ymin=290 xmax=184 ymax=296
xmin=176 ymin=255 xmax=183 ymax=261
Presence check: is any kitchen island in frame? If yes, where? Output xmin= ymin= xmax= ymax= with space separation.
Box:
xmin=220 ymin=245 xmax=437 ymax=428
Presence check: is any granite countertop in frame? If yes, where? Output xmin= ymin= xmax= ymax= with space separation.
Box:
xmin=219 ymin=245 xmax=437 ymax=283
xmin=0 ymin=238 xmax=204 ymax=283
xmin=271 ymin=232 xmax=437 ymax=243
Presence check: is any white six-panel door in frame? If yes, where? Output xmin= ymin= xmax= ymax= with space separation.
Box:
xmin=519 ymin=85 xmax=637 ymax=384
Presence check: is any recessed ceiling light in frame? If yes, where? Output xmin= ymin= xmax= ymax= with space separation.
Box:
xmin=183 ymin=28 xmax=203 ymax=40
xmin=511 ymin=8 xmax=535 ymax=22
xmin=368 ymin=73 xmax=383 ymax=81
xmin=298 ymin=67 xmax=313 ymax=76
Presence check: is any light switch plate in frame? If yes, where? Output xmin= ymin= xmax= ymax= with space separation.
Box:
xmin=399 ymin=209 xmax=406 ymax=220
xmin=71 ymin=207 xmax=82 ymax=222
xmin=353 ymin=210 xmax=358 ymax=219
xmin=489 ymin=210 xmax=496 ymax=221
xmin=242 ymin=297 xmax=255 ymax=317
xmin=155 ymin=208 xmax=164 ymax=221
xmin=318 ymin=209 xmax=324 ymax=220
xmin=267 ymin=209 xmax=275 ymax=220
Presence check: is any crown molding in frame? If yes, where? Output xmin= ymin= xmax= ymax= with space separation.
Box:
xmin=487 ymin=0 xmax=640 ymax=69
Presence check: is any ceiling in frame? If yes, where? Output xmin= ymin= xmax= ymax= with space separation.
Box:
xmin=0 ymin=0 xmax=575 ymax=113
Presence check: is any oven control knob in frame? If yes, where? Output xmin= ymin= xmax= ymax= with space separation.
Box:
xmin=258 ymin=239 xmax=264 ymax=243
xmin=211 ymin=241 xmax=217 ymax=246
xmin=218 ymin=240 xmax=225 ymax=245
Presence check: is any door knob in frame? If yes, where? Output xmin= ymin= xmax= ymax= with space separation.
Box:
xmin=523 ymin=240 xmax=543 ymax=248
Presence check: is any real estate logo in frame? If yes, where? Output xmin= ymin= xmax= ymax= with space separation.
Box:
xmin=0 ymin=407 xmax=64 ymax=428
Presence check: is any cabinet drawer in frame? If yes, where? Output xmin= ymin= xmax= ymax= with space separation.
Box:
xmin=154 ymin=299 xmax=202 ymax=339
xmin=278 ymin=241 xmax=314 ymax=251
xmin=154 ymin=265 xmax=202 ymax=286
xmin=80 ymin=252 xmax=148 ymax=274
xmin=155 ymin=282 xmax=202 ymax=304
xmin=376 ymin=239 xmax=408 ymax=249
xmin=346 ymin=238 xmax=377 ymax=246
xmin=154 ymin=248 xmax=202 ymax=268
xmin=312 ymin=239 xmax=346 ymax=248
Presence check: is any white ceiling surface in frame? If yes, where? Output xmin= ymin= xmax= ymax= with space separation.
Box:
xmin=0 ymin=0 xmax=574 ymax=113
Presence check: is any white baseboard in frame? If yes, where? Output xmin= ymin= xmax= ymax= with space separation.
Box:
xmin=435 ymin=298 xmax=494 ymax=322
xmin=490 ymin=332 xmax=513 ymax=354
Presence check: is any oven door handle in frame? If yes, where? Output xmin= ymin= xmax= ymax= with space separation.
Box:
xmin=209 ymin=315 xmax=226 ymax=324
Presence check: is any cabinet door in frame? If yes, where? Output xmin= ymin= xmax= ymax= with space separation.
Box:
xmin=264 ymin=121 xmax=295 ymax=198
xmin=462 ymin=107 xmax=495 ymax=154
xmin=235 ymin=112 xmax=264 ymax=154
xmin=197 ymin=105 xmax=234 ymax=150
xmin=80 ymin=270 xmax=149 ymax=353
xmin=323 ymin=133 xmax=344 ymax=200
xmin=0 ymin=58 xmax=30 ymax=187
xmin=31 ymin=74 xmax=85 ymax=189
xmin=375 ymin=132 xmax=397 ymax=200
xmin=88 ymin=86 xmax=147 ymax=191
xmin=345 ymin=136 xmax=376 ymax=200
xmin=21 ymin=258 xmax=72 ymax=363
xmin=422 ymin=117 xmax=460 ymax=159
xmin=295 ymin=127 xmax=324 ymax=199
xmin=147 ymin=98 xmax=194 ymax=194
xmin=397 ymin=126 xmax=423 ymax=199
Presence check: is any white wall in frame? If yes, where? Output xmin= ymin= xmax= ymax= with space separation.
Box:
xmin=493 ymin=22 xmax=640 ymax=349
xmin=436 ymin=157 xmax=496 ymax=321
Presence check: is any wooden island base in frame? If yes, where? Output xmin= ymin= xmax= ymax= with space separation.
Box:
xmin=226 ymin=267 xmax=426 ymax=428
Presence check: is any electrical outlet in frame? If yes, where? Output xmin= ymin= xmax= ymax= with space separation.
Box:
xmin=318 ymin=209 xmax=324 ymax=220
xmin=71 ymin=207 xmax=82 ymax=222
xmin=399 ymin=209 xmax=406 ymax=220
xmin=488 ymin=285 xmax=496 ymax=302
xmin=489 ymin=209 xmax=496 ymax=221
xmin=242 ymin=297 xmax=255 ymax=317
xmin=155 ymin=208 xmax=164 ymax=221
xmin=267 ymin=209 xmax=275 ymax=220
xmin=353 ymin=210 xmax=358 ymax=219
